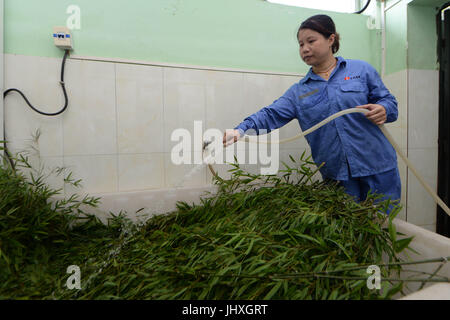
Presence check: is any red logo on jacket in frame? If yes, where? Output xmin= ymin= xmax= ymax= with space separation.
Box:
xmin=345 ymin=76 xmax=360 ymax=80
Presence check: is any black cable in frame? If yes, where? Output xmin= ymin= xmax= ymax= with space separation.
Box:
xmin=354 ymin=0 xmax=371 ymax=14
xmin=4 ymin=50 xmax=70 ymax=116
xmin=2 ymin=49 xmax=71 ymax=170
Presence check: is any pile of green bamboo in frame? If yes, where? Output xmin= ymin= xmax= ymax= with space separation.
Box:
xmin=0 ymin=149 xmax=416 ymax=299
xmin=61 ymin=154 xmax=413 ymax=300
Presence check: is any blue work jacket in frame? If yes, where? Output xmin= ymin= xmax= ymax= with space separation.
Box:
xmin=235 ymin=56 xmax=399 ymax=180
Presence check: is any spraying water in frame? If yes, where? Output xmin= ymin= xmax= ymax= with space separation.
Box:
xmin=68 ymin=145 xmax=224 ymax=297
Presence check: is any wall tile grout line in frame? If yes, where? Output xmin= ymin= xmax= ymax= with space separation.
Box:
xmin=114 ymin=63 xmax=120 ymax=193
xmin=61 ymin=59 xmax=65 ymax=198
xmin=62 ymin=57 xmax=69 ymax=198
xmin=203 ymin=71 xmax=207 ymax=186
xmin=162 ymin=67 xmax=167 ymax=189
xmin=64 ymin=152 xmax=171 ymax=157
xmin=406 ymin=68 xmax=409 ymax=222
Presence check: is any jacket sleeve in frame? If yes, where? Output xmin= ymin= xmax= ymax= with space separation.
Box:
xmin=234 ymin=85 xmax=297 ymax=136
xmin=365 ymin=63 xmax=398 ymax=123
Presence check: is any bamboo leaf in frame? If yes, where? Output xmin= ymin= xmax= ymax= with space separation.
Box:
xmin=394 ymin=237 xmax=413 ymax=253
xmin=264 ymin=281 xmax=282 ymax=300
xmin=389 ymin=221 xmax=397 ymax=243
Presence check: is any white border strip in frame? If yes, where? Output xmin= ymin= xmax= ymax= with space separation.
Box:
xmin=69 ymin=54 xmax=304 ymax=77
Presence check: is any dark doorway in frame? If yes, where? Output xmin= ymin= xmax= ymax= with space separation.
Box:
xmin=437 ymin=3 xmax=450 ymax=237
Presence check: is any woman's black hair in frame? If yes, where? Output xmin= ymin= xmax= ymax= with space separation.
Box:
xmin=297 ymin=14 xmax=340 ymax=54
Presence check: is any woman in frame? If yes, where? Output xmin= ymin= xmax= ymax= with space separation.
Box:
xmin=223 ymin=14 xmax=401 ymax=213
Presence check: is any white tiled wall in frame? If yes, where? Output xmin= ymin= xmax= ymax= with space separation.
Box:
xmin=408 ymin=70 xmax=439 ymax=150
xmin=383 ymin=69 xmax=408 ymax=221
xmin=63 ymin=60 xmax=117 ymax=157
xmin=4 ymin=55 xmax=65 ymax=158
xmin=4 ymin=54 xmax=305 ymax=196
xmin=116 ymin=63 xmax=164 ymax=154
xmin=406 ymin=69 xmax=439 ymax=231
xmin=163 ymin=68 xmax=208 ymax=154
xmin=64 ymin=155 xmax=118 ymax=196
xmin=5 ymin=54 xmax=437 ymax=229
xmin=383 ymin=68 xmax=440 ymax=230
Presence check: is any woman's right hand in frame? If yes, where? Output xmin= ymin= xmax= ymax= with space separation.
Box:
xmin=223 ymin=129 xmax=242 ymax=147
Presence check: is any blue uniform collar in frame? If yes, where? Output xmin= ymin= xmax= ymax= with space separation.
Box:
xmin=299 ymin=56 xmax=346 ymax=84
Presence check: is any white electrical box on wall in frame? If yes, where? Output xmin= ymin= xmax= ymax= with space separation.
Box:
xmin=53 ymin=26 xmax=73 ymax=50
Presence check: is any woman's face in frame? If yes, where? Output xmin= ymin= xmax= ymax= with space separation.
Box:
xmin=298 ymin=28 xmax=335 ymax=66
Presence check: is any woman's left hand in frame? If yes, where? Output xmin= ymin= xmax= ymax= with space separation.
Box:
xmin=356 ymin=104 xmax=387 ymax=125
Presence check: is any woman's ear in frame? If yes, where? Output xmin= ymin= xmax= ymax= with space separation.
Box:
xmin=328 ymin=34 xmax=336 ymax=48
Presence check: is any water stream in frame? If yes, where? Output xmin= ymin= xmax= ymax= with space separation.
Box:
xmin=70 ymin=147 xmax=221 ymax=297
